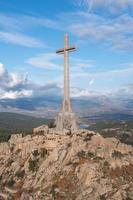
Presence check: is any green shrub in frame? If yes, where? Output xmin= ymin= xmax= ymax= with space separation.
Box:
xmin=29 ymin=158 xmax=39 ymax=172
xmin=83 ymin=136 xmax=92 ymax=142
xmin=0 ymin=175 xmax=2 ymax=183
xmin=83 ymin=133 xmax=94 ymax=142
xmin=7 ymin=179 xmax=15 ymax=187
xmin=32 ymin=149 xmax=39 ymax=157
xmin=40 ymin=148 xmax=48 ymax=158
xmin=93 ymin=156 xmax=103 ymax=161
xmin=100 ymin=194 xmax=106 ymax=200
xmin=6 ymin=158 xmax=14 ymax=167
xmin=87 ymin=151 xmax=95 ymax=158
xmin=112 ymin=150 xmax=123 ymax=158
xmin=77 ymin=150 xmax=86 ymax=158
xmin=104 ymin=161 xmax=110 ymax=167
xmin=77 ymin=150 xmax=95 ymax=159
xmin=15 ymin=170 xmax=25 ymax=179
xmin=48 ymin=121 xmax=56 ymax=128
xmin=50 ymin=184 xmax=58 ymax=198
xmin=0 ymin=131 xmax=11 ymax=142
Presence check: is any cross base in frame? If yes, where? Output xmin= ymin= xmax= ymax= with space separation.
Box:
xmin=56 ymin=111 xmax=78 ymax=132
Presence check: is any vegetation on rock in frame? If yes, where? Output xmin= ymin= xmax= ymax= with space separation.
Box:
xmin=28 ymin=158 xmax=39 ymax=172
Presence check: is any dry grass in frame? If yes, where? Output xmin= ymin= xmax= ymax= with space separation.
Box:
xmin=109 ymin=164 xmax=133 ymax=180
xmin=45 ymin=170 xmax=79 ymax=200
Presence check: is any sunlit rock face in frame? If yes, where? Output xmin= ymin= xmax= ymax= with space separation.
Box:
xmin=0 ymin=128 xmax=133 ymax=200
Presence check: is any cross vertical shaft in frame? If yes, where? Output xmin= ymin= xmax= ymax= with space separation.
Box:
xmin=64 ymin=34 xmax=69 ymax=104
xmin=63 ymin=34 xmax=71 ymax=112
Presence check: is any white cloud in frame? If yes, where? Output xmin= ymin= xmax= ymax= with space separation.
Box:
xmin=89 ymin=79 xmax=94 ymax=86
xmin=0 ymin=31 xmax=43 ymax=47
xmin=22 ymin=15 xmax=59 ymax=29
xmin=70 ymin=62 xmax=133 ymax=92
xmin=70 ymin=57 xmax=94 ymax=70
xmin=72 ymin=64 xmax=133 ymax=80
xmin=8 ymin=72 xmax=28 ymax=89
xmin=1 ymin=8 xmax=133 ymax=51
xmin=0 ymin=13 xmax=58 ymax=47
xmin=75 ymin=0 xmax=133 ymax=14
xmin=71 ymin=87 xmax=101 ymax=97
xmin=0 ymin=62 xmax=62 ymax=100
xmin=27 ymin=52 xmax=94 ymax=72
xmin=65 ymin=12 xmax=133 ymax=51
xmin=27 ymin=53 xmax=62 ymax=70
xmin=0 ymin=63 xmax=6 ymax=76
xmin=0 ymin=13 xmax=21 ymax=31
xmin=0 ymin=63 xmax=28 ymax=91
xmin=0 ymin=90 xmax=32 ymax=100
xmin=0 ymin=63 xmax=132 ymax=115
xmin=30 ymin=83 xmax=62 ymax=98
xmin=116 ymin=84 xmax=133 ymax=97
xmin=0 ymin=13 xmax=59 ymax=31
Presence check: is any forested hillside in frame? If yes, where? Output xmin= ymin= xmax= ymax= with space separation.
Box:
xmin=0 ymin=112 xmax=51 ymax=142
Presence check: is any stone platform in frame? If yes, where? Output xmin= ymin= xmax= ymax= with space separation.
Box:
xmin=56 ymin=111 xmax=78 ymax=131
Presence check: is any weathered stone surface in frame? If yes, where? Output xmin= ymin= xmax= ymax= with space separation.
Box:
xmin=0 ymin=142 xmax=10 ymax=155
xmin=33 ymin=124 xmax=49 ymax=134
xmin=0 ymin=128 xmax=132 ymax=200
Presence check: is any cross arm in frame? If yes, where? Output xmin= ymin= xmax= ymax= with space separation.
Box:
xmin=56 ymin=48 xmax=64 ymax=54
xmin=66 ymin=46 xmax=76 ymax=52
xmin=56 ymin=46 xmax=77 ymax=54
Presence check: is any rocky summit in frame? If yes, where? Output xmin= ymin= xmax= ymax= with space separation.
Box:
xmin=0 ymin=127 xmax=133 ymax=200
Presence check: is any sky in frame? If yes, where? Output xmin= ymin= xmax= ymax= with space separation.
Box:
xmin=0 ymin=0 xmax=133 ymax=101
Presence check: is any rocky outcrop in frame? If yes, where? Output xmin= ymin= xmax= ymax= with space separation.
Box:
xmin=33 ymin=124 xmax=49 ymax=134
xmin=0 ymin=129 xmax=133 ymax=200
xmin=0 ymin=142 xmax=10 ymax=155
xmin=0 ymin=132 xmax=70 ymax=159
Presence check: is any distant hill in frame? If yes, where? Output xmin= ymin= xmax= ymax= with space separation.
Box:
xmin=1 ymin=93 xmax=133 ymax=118
xmin=1 ymin=112 xmax=133 ymax=133
xmin=83 ymin=113 xmax=133 ymax=121
xmin=0 ymin=112 xmax=52 ymax=142
xmin=0 ymin=112 xmax=51 ymax=131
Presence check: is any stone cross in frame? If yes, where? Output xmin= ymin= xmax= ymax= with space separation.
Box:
xmin=56 ymin=34 xmax=76 ymax=112
xmin=56 ymin=34 xmax=78 ymax=132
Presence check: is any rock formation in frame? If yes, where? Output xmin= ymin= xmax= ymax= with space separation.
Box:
xmin=0 ymin=128 xmax=133 ymax=200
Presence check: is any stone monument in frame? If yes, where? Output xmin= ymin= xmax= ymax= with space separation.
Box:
xmin=56 ymin=34 xmax=78 ymax=131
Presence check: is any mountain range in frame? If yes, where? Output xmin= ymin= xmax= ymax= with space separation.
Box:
xmin=0 ymin=89 xmax=133 ymax=118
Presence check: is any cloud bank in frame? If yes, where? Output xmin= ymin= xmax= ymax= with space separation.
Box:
xmin=0 ymin=63 xmax=62 ymax=101
xmin=0 ymin=63 xmax=133 ymax=117
xmin=0 ymin=32 xmax=43 ymax=48
xmin=64 ymin=11 xmax=133 ymax=51
xmin=0 ymin=6 xmax=133 ymax=51
xmin=0 ymin=63 xmax=32 ymax=99
xmin=75 ymin=0 xmax=133 ymax=14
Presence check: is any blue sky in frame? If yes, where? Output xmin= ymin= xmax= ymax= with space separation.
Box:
xmin=0 ymin=0 xmax=133 ymax=100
